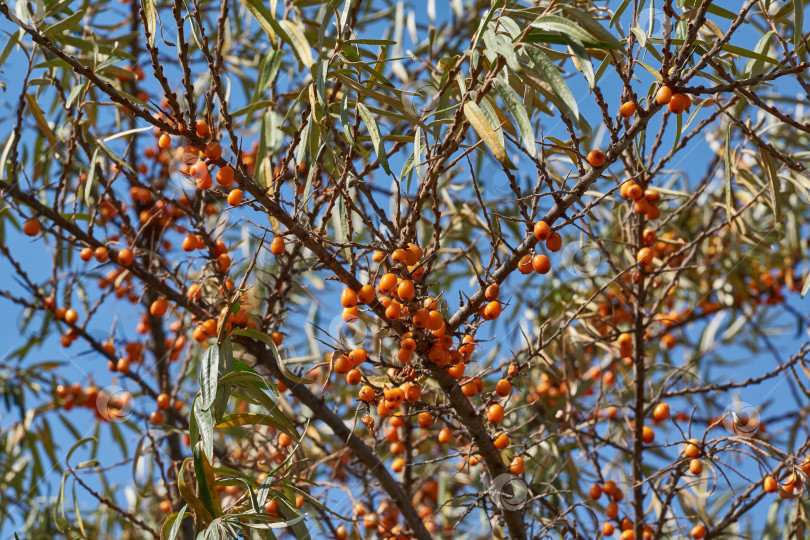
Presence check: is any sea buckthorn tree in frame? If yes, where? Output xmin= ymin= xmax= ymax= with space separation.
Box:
xmin=1 ymin=0 xmax=810 ymax=539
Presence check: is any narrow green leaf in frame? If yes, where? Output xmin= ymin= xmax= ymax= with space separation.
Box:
xmin=0 ymin=30 xmax=21 ymax=69
xmin=161 ymin=504 xmax=188 ymax=540
xmin=523 ymin=45 xmax=580 ymax=121
xmin=795 ymin=0 xmax=804 ymax=54
xmin=530 ymin=16 xmax=610 ymax=47
xmin=357 ymin=102 xmax=392 ymax=175
xmin=564 ymin=37 xmax=594 ymax=88
xmin=239 ymin=0 xmax=283 ymax=46
xmin=193 ymin=443 xmax=222 ymax=518
xmin=43 ymin=10 xmax=83 ymax=37
xmin=194 ymin=399 xmax=214 ymax=461
xmin=199 ymin=345 xmax=220 ymax=410
xmin=178 ymin=458 xmax=213 ymax=525
xmin=724 ymin=127 xmax=734 ymax=230
xmin=630 ymin=26 xmax=647 ymax=48
xmin=759 ymin=147 xmax=782 ymax=223
xmin=279 ymin=19 xmax=314 ymax=68
xmin=213 ymin=338 xmax=233 ymax=423
xmin=494 ymin=78 xmax=535 ymax=157
xmin=610 ymin=0 xmax=633 ymax=28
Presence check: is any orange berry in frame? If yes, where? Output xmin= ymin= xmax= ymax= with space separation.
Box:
xmin=117 ymin=248 xmax=134 ymax=266
xmin=191 ymin=160 xmax=209 ymax=180
xmin=149 ymin=410 xmax=164 ymax=425
xmin=349 ymin=349 xmax=367 ymax=366
xmin=518 ymin=254 xmax=533 ymax=274
xmin=691 ymin=525 xmax=706 ymax=539
xmin=438 ymin=427 xmax=451 ymax=444
xmin=346 ymin=369 xmax=362 ymax=385
xmin=156 ymin=393 xmax=170 ymax=410
xmin=684 ymin=439 xmax=700 ymax=458
xmin=150 ymin=298 xmax=169 ymax=317
xmin=621 ymin=530 xmax=635 ymax=540
xmin=642 ymin=426 xmax=655 ymax=444
xmin=447 ymin=361 xmax=465 ymax=379
xmin=427 ymin=310 xmax=444 ymax=331
xmin=487 ymin=403 xmax=505 ymax=424
xmin=485 ymin=283 xmax=499 ymax=301
xmin=417 ymin=411 xmax=433 ymax=428
xmin=158 ymin=133 xmax=171 ymax=149
xmin=668 ymin=93 xmax=689 ymax=114
xmin=493 ymin=433 xmax=509 ymax=449
xmin=509 ymin=456 xmax=524 ymax=474
xmin=637 ymin=247 xmax=653 ymax=265
xmin=358 ymin=385 xmax=375 ymax=402
xmin=385 ymin=301 xmax=402 ymax=320
xmin=182 ymin=235 xmax=196 ymax=252
xmin=227 ymin=189 xmax=242 ymax=206
xmin=64 ymin=308 xmax=78 ymax=325
xmin=270 ymin=237 xmax=285 ymax=255
xmin=764 ymin=475 xmax=778 ymax=493
xmin=23 ymin=217 xmax=42 ymax=237
xmin=546 ymin=232 xmax=562 ymax=252
xmin=495 ymin=379 xmax=511 ymax=397
xmin=196 ymin=174 xmax=212 ymax=190
xmin=533 ymin=220 xmax=551 ymax=241
xmin=342 ymin=306 xmax=359 ymax=322
xmin=653 ymin=402 xmax=670 ymax=422
xmin=483 ymin=301 xmax=502 ymax=320
xmin=619 ymin=101 xmax=636 ymax=118
xmin=689 ymin=458 xmax=703 ymax=475
xmin=379 ymin=273 xmax=397 ymax=293
xmin=587 ymin=149 xmax=606 ymax=168
xmin=278 ymin=433 xmax=292 ymax=447
xmin=333 ymin=355 xmax=351 ymax=374
xmin=195 ymin=120 xmax=210 ymax=137
xmin=606 ymin=500 xmax=619 ymax=518
xmin=532 ymin=254 xmax=551 ymax=274
xmin=397 ymin=279 xmax=415 ymax=300
xmin=94 ymin=246 xmax=109 ymax=263
xmin=357 ymin=284 xmax=376 ymax=304
xmin=589 ymin=483 xmax=602 ymax=500
xmin=204 ymin=141 xmax=222 ymax=160
xmin=216 ymin=166 xmax=234 ymax=186
xmin=80 ymin=247 xmax=93 ymax=261
xmin=341 ymin=288 xmax=358 ymax=308
xmin=602 ymin=522 xmax=615 ymax=536
xmin=265 ymin=500 xmax=279 ymax=516
xmin=656 ymin=86 xmax=673 ymax=105
xmin=626 ymin=183 xmax=643 ymax=200
xmin=642 ymin=228 xmax=656 ymax=245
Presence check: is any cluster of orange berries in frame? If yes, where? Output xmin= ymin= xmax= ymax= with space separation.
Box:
xmin=54 ymin=381 xmax=131 ymax=422
xmin=148 ymin=391 xmax=185 ymax=425
xmin=41 ymin=296 xmax=84 ymax=347
xmin=656 ymin=86 xmax=692 ymax=114
xmin=516 ymin=220 xmax=562 ymax=276
xmin=157 ymin=120 xmax=243 ymax=206
xmin=621 ymin=182 xmax=662 ymax=222
xmin=591 ymin=477 xmax=707 ymax=539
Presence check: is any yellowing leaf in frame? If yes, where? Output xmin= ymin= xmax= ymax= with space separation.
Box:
xmin=463 ymin=101 xmax=515 ymax=169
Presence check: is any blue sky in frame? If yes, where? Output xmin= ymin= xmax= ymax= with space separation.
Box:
xmin=0 ymin=0 xmax=808 ymax=537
